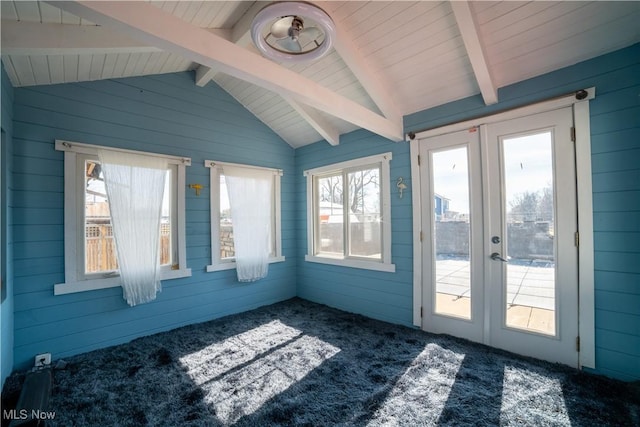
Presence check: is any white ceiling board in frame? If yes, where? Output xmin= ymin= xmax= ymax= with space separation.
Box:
xmin=482 ymin=1 xmax=640 ymax=87
xmin=2 ymin=1 xmax=640 ymax=148
xmin=149 ymin=0 xmax=254 ymax=28
xmin=0 ymin=2 xmax=18 ymax=21
xmin=13 ymin=1 xmax=44 ymax=22
xmin=47 ymin=54 xmax=65 ymax=84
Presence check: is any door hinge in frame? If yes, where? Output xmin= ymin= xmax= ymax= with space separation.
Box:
xmin=576 ymin=336 xmax=580 ymax=352
xmin=570 ymin=127 xmax=576 ymax=142
xmin=417 ymin=155 xmax=421 ymax=166
xmin=420 ymin=231 xmax=423 ymax=242
xmin=420 ymin=306 xmax=423 ymax=318
xmin=574 ymin=231 xmax=579 ymax=247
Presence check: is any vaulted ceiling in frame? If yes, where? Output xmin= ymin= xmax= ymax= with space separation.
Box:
xmin=2 ymin=1 xmax=639 ymax=148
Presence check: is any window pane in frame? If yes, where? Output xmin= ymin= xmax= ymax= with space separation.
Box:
xmin=84 ymin=160 xmax=172 ymax=274
xmin=160 ymin=169 xmax=172 ymax=266
xmin=84 ymin=160 xmax=117 ymax=274
xmin=220 ymin=174 xmax=235 ymax=260
xmin=347 ymin=167 xmax=381 ymax=259
xmin=432 ymin=148 xmax=471 ymax=319
xmin=316 ymin=174 xmax=343 ymax=255
xmin=503 ymin=132 xmax=556 ymax=336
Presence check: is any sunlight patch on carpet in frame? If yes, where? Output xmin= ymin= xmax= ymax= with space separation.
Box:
xmin=500 ymin=365 xmax=571 ymax=425
xmin=178 ymin=319 xmax=341 ymax=425
xmin=178 ymin=320 xmax=302 ymax=386
xmin=366 ymin=343 xmax=466 ymax=424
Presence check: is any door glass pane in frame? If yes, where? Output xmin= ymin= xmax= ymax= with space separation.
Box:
xmin=503 ymin=132 xmax=556 ymax=335
xmin=347 ymin=167 xmax=381 ymax=259
xmin=316 ymin=174 xmax=343 ymax=256
xmin=432 ymin=147 xmax=471 ymax=319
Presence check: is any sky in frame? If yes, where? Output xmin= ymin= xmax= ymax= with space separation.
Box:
xmin=431 ymin=131 xmax=554 ymax=216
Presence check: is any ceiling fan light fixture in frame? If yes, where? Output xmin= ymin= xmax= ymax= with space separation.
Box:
xmin=251 ymin=2 xmax=336 ymax=63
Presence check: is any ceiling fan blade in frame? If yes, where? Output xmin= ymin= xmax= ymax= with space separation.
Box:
xmin=270 ymin=16 xmax=294 ymax=39
xmin=277 ymin=37 xmax=302 ymax=53
xmin=298 ymin=26 xmax=324 ymax=48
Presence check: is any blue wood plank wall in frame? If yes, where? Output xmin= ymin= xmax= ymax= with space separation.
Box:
xmin=10 ymin=71 xmax=296 ymax=371
xmin=1 ymin=65 xmax=15 ymax=387
xmin=3 ymin=44 xmax=638 ymax=383
xmin=295 ymin=130 xmax=413 ymax=326
xmin=296 ymin=43 xmax=640 ymax=381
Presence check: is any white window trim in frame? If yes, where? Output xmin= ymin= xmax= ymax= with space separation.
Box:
xmin=205 ymin=160 xmax=285 ymax=273
xmin=409 ymin=88 xmax=595 ymax=369
xmin=304 ymin=152 xmax=395 ymax=272
xmin=54 ymin=140 xmax=192 ymax=295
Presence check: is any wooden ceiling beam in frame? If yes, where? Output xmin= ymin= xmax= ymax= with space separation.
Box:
xmin=450 ymin=1 xmax=498 ymax=105
xmin=285 ymin=97 xmax=341 ymax=146
xmin=0 ymin=20 xmax=159 ymax=55
xmin=49 ymin=2 xmax=402 ymax=142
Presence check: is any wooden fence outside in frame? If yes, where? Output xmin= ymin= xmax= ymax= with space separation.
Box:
xmin=85 ymin=224 xmax=171 ymax=273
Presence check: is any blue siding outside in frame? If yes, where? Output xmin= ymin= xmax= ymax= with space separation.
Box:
xmin=1 ymin=65 xmax=15 ymax=387
xmin=10 ymin=72 xmax=296 ymax=371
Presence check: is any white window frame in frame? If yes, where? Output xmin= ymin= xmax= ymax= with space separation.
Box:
xmin=304 ymin=152 xmax=395 ymax=273
xmin=54 ymin=140 xmax=192 ymax=295
xmin=205 ymin=160 xmax=285 ymax=272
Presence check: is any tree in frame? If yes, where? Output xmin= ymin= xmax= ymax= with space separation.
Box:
xmin=509 ymin=191 xmax=540 ymax=222
xmin=537 ymin=186 xmax=554 ymax=221
xmin=347 ymin=168 xmax=379 ymax=214
xmin=319 ymin=168 xmax=380 ymax=214
xmin=508 ymin=185 xmax=554 ymax=222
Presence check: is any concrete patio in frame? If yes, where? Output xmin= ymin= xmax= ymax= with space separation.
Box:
xmin=434 ymin=258 xmax=556 ymax=335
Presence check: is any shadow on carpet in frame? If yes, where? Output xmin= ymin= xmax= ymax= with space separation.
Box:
xmin=2 ymin=298 xmax=638 ymax=426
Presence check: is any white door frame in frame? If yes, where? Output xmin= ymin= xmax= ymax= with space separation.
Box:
xmin=409 ymin=88 xmax=596 ymax=368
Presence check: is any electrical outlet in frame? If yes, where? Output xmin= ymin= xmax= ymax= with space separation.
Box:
xmin=34 ymin=353 xmax=51 ymax=367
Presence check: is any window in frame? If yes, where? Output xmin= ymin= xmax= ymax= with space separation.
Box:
xmin=304 ymin=152 xmax=395 ymax=272
xmin=206 ymin=160 xmax=284 ymax=272
xmin=54 ymin=140 xmax=191 ymax=295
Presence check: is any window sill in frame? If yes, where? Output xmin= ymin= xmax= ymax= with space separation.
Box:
xmin=206 ymin=256 xmax=286 ymax=273
xmin=54 ymin=268 xmax=192 ymax=295
xmin=305 ymin=255 xmax=396 ymax=272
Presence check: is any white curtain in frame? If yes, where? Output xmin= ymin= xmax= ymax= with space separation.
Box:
xmin=98 ymin=149 xmax=168 ymax=306
xmin=223 ymin=165 xmax=273 ymax=282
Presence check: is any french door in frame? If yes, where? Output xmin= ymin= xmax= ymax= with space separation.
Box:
xmin=419 ymin=107 xmax=579 ymax=367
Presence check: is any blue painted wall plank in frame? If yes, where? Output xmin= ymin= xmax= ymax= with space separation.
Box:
xmin=594 ymin=271 xmax=640 ymax=294
xmin=596 ymin=309 xmax=640 ymax=337
xmin=594 ymin=348 xmax=640 ymax=381
xmin=10 ymin=71 xmax=297 ymax=371
xmin=594 ymin=232 xmax=640 ymax=253
xmin=1 ymin=64 xmax=15 ymax=388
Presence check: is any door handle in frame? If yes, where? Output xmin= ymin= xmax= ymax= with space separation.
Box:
xmin=490 ymin=252 xmax=508 ymax=262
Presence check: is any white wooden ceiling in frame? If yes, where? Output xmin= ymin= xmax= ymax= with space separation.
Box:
xmin=2 ymin=1 xmax=639 ymax=148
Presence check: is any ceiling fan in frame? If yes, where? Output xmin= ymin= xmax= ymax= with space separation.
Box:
xmin=269 ymin=15 xmax=324 ymax=53
xmin=251 ymin=2 xmax=336 ymax=63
